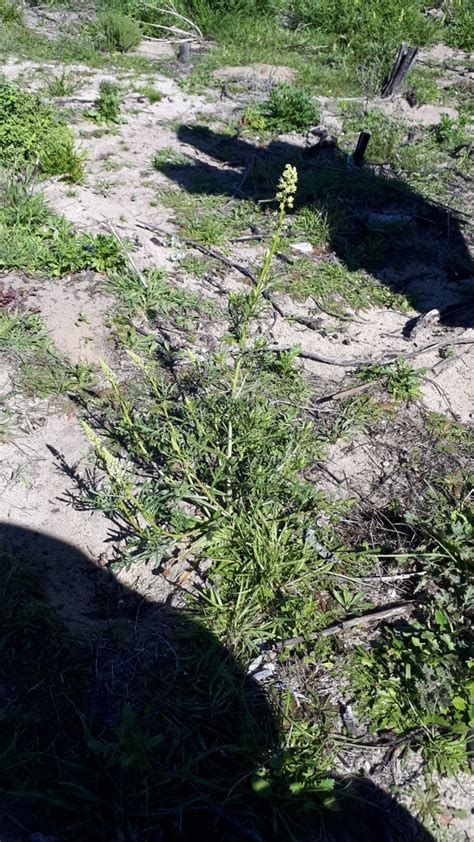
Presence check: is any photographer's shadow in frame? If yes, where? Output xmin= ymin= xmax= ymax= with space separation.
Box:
xmin=0 ymin=523 xmax=435 ymax=841
xmin=159 ymin=123 xmax=473 ymax=329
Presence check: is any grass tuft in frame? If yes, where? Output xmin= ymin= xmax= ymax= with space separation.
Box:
xmin=0 ymin=80 xmax=84 ymax=181
xmin=91 ymin=10 xmax=142 ymax=53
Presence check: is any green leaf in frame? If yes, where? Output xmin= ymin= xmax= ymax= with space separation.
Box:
xmin=251 ymin=773 xmax=272 ymax=798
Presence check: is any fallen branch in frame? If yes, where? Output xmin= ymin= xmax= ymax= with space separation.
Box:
xmin=136 ymin=219 xmax=258 ymax=282
xmin=136 ymin=219 xmax=324 ymax=332
xmin=141 ymin=21 xmax=197 ymax=37
xmin=323 ymin=571 xmax=426 ymax=586
xmin=139 ymin=0 xmax=203 ymax=37
xmin=264 ymin=337 xmax=474 ymax=368
xmin=313 ymin=381 xmax=378 ymax=403
xmin=273 ymin=602 xmax=416 ymax=650
xmin=135 ymin=221 xmax=474 ymax=365
xmin=105 ymin=222 xmax=148 ymax=289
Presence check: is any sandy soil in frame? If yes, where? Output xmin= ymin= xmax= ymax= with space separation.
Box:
xmin=1 ymin=49 xmax=472 ymax=609
xmin=0 ymin=46 xmax=473 ymax=840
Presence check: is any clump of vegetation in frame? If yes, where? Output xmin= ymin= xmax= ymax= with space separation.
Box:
xmin=109 ymin=266 xmax=216 ymax=326
xmin=0 ymin=81 xmax=84 ymax=181
xmin=152 ymin=146 xmax=188 ymax=169
xmin=434 ymin=112 xmax=470 ymax=154
xmin=160 ymin=189 xmax=262 ymax=246
xmin=0 ymin=0 xmax=23 ymax=23
xmin=43 ymin=68 xmax=83 ymax=98
xmin=244 ymin=83 xmax=319 ymax=134
xmin=0 ymin=308 xmax=47 ymax=353
xmin=0 ymin=168 xmax=126 ymax=276
xmin=281 ymin=257 xmax=408 ymax=314
xmin=137 ymin=84 xmax=162 ymax=103
xmin=89 ymin=81 xmax=123 ymax=124
xmin=444 ymin=0 xmax=474 ymax=50
xmin=358 ymin=358 xmax=426 ymax=401
xmin=0 ymin=302 xmax=94 ymax=397
xmin=79 ymin=169 xmax=344 ymax=826
xmin=351 ymin=495 xmax=473 ymax=776
xmin=91 ymin=11 xmax=142 ymax=53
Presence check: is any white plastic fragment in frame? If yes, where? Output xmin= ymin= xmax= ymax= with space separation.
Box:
xmin=289 ymin=241 xmax=314 ymax=254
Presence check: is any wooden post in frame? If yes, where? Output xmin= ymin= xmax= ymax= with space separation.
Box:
xmin=178 ymin=41 xmax=191 ymax=63
xmin=382 ymin=42 xmax=419 ymax=98
xmin=351 ymin=131 xmax=371 ymax=167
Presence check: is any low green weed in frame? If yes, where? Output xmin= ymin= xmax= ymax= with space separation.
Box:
xmin=280 ymin=257 xmax=407 ymax=314
xmin=43 ymin=68 xmax=83 ymax=97
xmin=244 ymin=83 xmax=319 ymax=135
xmin=153 ymin=146 xmax=189 ymax=169
xmin=0 ymin=80 xmax=84 ymax=181
xmin=89 ymin=81 xmax=123 ymax=124
xmin=0 ymin=170 xmax=126 ymax=276
xmin=178 ymin=254 xmax=214 ymax=279
xmin=434 ymin=113 xmax=470 ymax=154
xmin=137 ymin=84 xmax=162 ymax=103
xmin=350 ymin=494 xmax=473 ymax=776
xmin=358 ymin=358 xmax=425 ymax=401
xmin=405 ymin=68 xmax=445 ymax=106
xmin=161 ymin=189 xmax=261 ymax=246
xmin=427 ymin=412 xmax=474 ymax=455
xmin=0 ymin=303 xmax=94 ymax=398
xmin=0 ymin=0 xmax=23 ymax=23
xmin=326 ymin=393 xmax=384 ymax=441
xmin=108 ymin=267 xmax=216 ymax=325
xmin=0 ymin=309 xmax=48 ymax=352
xmin=90 ymin=11 xmax=142 ymax=53
xmin=19 ymin=354 xmax=95 ymax=398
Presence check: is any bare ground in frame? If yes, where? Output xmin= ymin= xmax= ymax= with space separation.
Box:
xmin=1 ymin=44 xmax=473 ymax=840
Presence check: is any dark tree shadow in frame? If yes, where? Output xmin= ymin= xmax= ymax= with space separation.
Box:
xmin=158 ymin=124 xmax=473 ymax=328
xmin=0 ymin=523 xmax=436 ymax=841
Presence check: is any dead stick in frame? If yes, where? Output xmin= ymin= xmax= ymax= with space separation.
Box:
xmin=323 ymin=571 xmax=426 ymax=586
xmin=274 ymin=602 xmax=415 ymax=650
xmin=136 ymin=220 xmax=259 ymax=283
xmin=314 ymin=381 xmax=377 ymax=403
xmin=351 ymin=132 xmax=371 ymax=167
xmin=382 ymin=42 xmax=419 ymax=98
xmin=105 ymin=221 xmax=148 ymax=289
xmin=136 ymin=220 xmax=322 ymax=332
xmin=264 ymin=337 xmax=474 ymax=368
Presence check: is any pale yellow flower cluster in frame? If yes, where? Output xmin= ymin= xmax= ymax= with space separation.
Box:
xmin=276 ymin=164 xmax=298 ymax=210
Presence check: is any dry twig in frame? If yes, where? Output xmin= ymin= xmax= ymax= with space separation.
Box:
xmin=273 ymin=602 xmax=416 ymax=649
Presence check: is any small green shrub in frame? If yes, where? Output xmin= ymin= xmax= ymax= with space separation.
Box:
xmin=44 ymin=68 xmax=83 ymax=98
xmin=92 ymin=11 xmax=142 ymax=53
xmin=0 ymin=169 xmax=126 ymax=276
xmin=350 ymin=499 xmax=473 ymax=776
xmin=245 ymin=83 xmax=319 ymax=135
xmin=0 ymin=0 xmax=23 ymax=23
xmin=138 ymin=84 xmax=162 ymax=103
xmin=445 ymin=0 xmax=474 ymax=50
xmin=89 ymin=81 xmax=122 ymax=124
xmin=358 ymin=358 xmax=425 ymax=401
xmin=152 ymin=146 xmax=188 ymax=169
xmin=434 ymin=113 xmax=469 ymax=152
xmin=0 ymin=81 xmax=84 ymax=181
xmin=265 ymin=83 xmax=318 ymax=132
